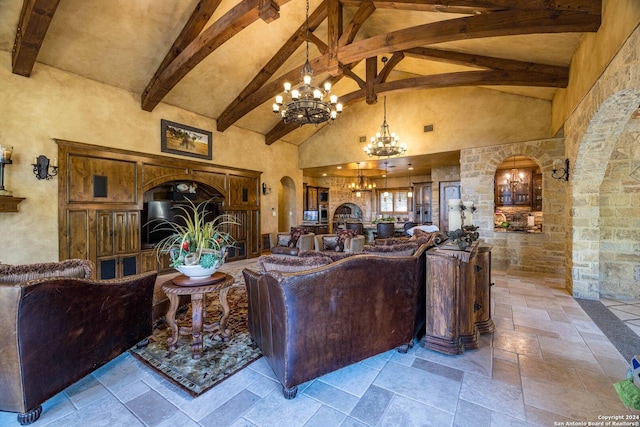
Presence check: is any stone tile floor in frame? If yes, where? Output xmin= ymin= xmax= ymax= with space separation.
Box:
xmin=601 ymin=297 xmax=640 ymax=338
xmin=0 ymin=270 xmax=635 ymax=426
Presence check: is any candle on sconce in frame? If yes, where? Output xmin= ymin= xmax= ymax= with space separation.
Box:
xmin=463 ymin=201 xmax=474 ymax=226
xmin=52 ymin=157 xmax=58 ymax=167
xmin=34 ymin=157 xmax=38 ymax=165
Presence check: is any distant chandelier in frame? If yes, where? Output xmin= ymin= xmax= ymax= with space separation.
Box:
xmin=273 ymin=0 xmax=342 ymax=126
xmin=364 ymin=96 xmax=407 ymax=157
xmin=505 ymin=156 xmax=524 ymax=192
xmin=349 ymin=162 xmax=376 ymax=197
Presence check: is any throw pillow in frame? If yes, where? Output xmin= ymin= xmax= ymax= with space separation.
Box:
xmin=335 ymin=229 xmax=356 ymax=252
xmin=322 ymin=235 xmax=339 ymax=251
xmin=277 ymin=234 xmax=290 ymax=247
xmin=412 ymin=228 xmax=434 ymax=239
xmin=288 ymin=226 xmax=308 ymax=247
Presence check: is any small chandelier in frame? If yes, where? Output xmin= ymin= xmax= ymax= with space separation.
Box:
xmin=273 ymin=0 xmax=342 ymax=126
xmin=505 ymin=156 xmax=524 ymax=192
xmin=349 ymin=162 xmax=376 ymax=197
xmin=364 ymin=96 xmax=407 ymax=157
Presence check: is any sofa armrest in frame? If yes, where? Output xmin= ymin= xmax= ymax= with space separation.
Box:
xmin=346 ymin=235 xmax=365 ymax=253
xmin=296 ymin=233 xmax=315 ymax=251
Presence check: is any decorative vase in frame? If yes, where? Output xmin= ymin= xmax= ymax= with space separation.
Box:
xmin=175 ymin=264 xmax=218 ymax=280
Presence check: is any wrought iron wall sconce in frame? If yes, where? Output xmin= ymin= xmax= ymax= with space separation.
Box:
xmin=551 ymin=158 xmax=570 ymax=181
xmin=32 ymin=155 xmax=58 ymax=180
xmin=262 ymin=182 xmax=272 ymax=195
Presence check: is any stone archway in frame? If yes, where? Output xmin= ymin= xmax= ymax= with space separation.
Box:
xmin=565 ymin=26 xmax=640 ymax=299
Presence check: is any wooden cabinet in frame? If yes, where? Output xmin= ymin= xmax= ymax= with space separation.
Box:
xmin=57 ymin=140 xmax=262 ymax=280
xmin=96 ymin=210 xmax=140 ymax=279
xmin=140 ymin=249 xmax=172 ymax=274
xmin=421 ymin=242 xmax=493 ymax=355
xmin=304 ymin=186 xmax=329 ymax=211
xmin=495 ymin=167 xmax=543 ymax=209
xmin=306 ymin=186 xmax=318 ymax=210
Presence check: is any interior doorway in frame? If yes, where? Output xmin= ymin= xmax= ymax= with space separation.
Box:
xmin=278 ymin=176 xmax=296 ymax=231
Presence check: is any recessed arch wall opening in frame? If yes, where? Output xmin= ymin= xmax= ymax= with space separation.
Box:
xmin=494 ymin=155 xmax=544 ymax=231
xmin=278 ymin=176 xmax=297 ymax=231
xmin=461 ymin=139 xmax=566 ymax=276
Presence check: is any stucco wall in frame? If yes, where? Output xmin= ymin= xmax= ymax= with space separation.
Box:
xmin=551 ymin=0 xmax=640 ymax=135
xmin=299 ymin=87 xmax=552 ymax=169
xmin=0 ymin=51 xmax=300 ymax=264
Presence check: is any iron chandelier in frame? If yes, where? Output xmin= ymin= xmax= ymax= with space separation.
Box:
xmin=272 ymin=0 xmax=342 ymax=126
xmin=364 ymin=96 xmax=407 ymax=158
xmin=349 ymin=162 xmax=376 ymax=197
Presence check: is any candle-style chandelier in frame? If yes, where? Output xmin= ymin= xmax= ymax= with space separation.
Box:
xmin=505 ymin=156 xmax=524 ymax=192
xmin=364 ymin=96 xmax=407 ymax=158
xmin=272 ymin=0 xmax=342 ymax=126
xmin=349 ymin=162 xmax=376 ymax=197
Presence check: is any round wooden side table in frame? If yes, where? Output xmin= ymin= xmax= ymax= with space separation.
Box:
xmin=161 ymin=272 xmax=236 ymax=359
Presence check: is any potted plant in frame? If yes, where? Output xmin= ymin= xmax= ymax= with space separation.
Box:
xmin=150 ymin=199 xmax=237 ymax=279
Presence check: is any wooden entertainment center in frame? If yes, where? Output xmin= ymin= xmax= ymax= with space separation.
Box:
xmin=56 ymin=140 xmax=261 ymax=280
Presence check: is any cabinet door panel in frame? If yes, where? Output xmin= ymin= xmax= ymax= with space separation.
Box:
xmin=66 ymin=210 xmax=90 ymax=260
xmin=128 ymin=211 xmax=140 ymax=252
xmin=113 ymin=211 xmax=128 ymax=254
xmin=68 ymin=155 xmax=137 ymax=203
xmin=96 ymin=211 xmax=113 ymax=257
xmin=228 ymin=175 xmax=258 ymax=207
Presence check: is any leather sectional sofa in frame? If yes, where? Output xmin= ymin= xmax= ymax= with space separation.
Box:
xmin=242 ymin=236 xmax=442 ymax=399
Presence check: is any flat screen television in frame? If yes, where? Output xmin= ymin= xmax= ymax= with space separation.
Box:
xmin=303 ymin=210 xmax=319 ymax=222
xmin=142 ymin=201 xmax=176 ymax=246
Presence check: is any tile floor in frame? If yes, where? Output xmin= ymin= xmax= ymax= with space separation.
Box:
xmin=0 ymin=270 xmax=634 ymax=427
xmin=601 ymin=297 xmax=640 ymax=338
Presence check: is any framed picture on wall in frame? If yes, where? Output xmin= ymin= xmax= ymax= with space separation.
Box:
xmin=161 ymin=119 xmax=212 ymax=160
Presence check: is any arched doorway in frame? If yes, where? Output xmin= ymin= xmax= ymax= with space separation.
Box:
xmin=278 ymin=176 xmax=296 ymax=231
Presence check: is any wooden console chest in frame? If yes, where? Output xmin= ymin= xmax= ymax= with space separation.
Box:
xmin=421 ymin=242 xmax=494 ymax=355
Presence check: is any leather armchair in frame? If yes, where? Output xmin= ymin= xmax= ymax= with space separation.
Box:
xmin=269 ymin=231 xmax=315 ymax=256
xmin=314 ymin=234 xmax=365 ymax=253
xmin=0 ymin=260 xmax=156 ymax=425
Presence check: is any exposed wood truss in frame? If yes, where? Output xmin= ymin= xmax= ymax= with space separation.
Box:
xmin=13 ymin=0 xmax=600 ymax=145
xmin=211 ymin=0 xmax=601 ymax=143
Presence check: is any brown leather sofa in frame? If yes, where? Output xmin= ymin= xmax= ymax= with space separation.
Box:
xmin=0 ymin=260 xmax=156 ymax=425
xmin=242 ymin=242 xmax=432 ymax=399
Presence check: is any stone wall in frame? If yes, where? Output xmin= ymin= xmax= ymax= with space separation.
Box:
xmin=460 ymin=138 xmax=567 ymax=274
xmin=564 ymin=26 xmax=640 ymax=299
xmin=599 ymin=115 xmax=640 ymax=299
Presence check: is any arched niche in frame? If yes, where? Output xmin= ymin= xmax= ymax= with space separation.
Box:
xmin=278 ymin=176 xmax=296 ymax=231
xmin=493 ymin=155 xmax=543 ymax=232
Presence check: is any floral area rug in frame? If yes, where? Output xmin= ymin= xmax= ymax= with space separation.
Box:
xmin=130 ymin=258 xmax=262 ymax=396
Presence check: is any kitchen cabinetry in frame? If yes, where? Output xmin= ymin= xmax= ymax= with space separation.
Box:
xmin=304 ymin=186 xmax=329 ymax=211
xmin=421 ymin=242 xmax=493 ymax=355
xmin=495 ymin=167 xmax=543 ymax=209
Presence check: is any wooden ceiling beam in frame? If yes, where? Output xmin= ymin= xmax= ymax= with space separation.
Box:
xmin=217 ymin=0 xmax=327 ymax=132
xmin=142 ymin=0 xmax=223 ymax=106
xmin=265 ymin=66 xmax=565 ymax=144
xmin=12 ymin=0 xmax=61 ymax=77
xmin=141 ymin=0 xmax=292 ymax=112
xmin=327 ymin=0 xmax=343 ymax=76
xmin=339 ymin=2 xmax=376 ymax=46
xmin=338 ymin=10 xmax=601 ymax=64
xmin=338 ymin=0 xmax=601 ymax=15
xmin=226 ymin=9 xmax=597 ymax=136
xmin=404 ymin=47 xmax=569 ymax=77
xmin=374 ymin=52 xmax=405 ymax=85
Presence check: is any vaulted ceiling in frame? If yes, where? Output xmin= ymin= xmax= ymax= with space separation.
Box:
xmin=4 ymin=0 xmax=601 ymax=175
